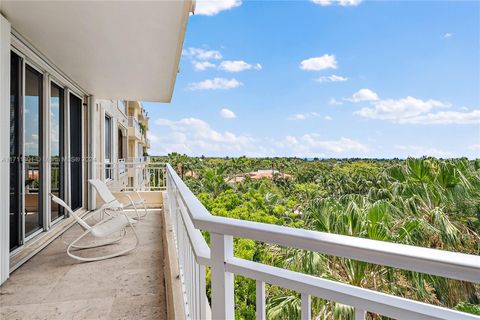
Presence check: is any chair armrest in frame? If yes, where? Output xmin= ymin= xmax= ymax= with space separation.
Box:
xmin=124 ymin=190 xmax=144 ymax=201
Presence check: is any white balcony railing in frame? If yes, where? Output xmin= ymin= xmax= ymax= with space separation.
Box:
xmin=101 ymin=161 xmax=166 ymax=191
xmin=165 ymin=163 xmax=480 ymax=320
xmin=118 ymin=158 xmax=126 ymax=175
xmin=128 ymin=116 xmax=141 ymax=135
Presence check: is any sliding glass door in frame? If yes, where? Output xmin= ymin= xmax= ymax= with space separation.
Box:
xmin=9 ymin=52 xmax=23 ymax=250
xmin=70 ymin=93 xmax=83 ymax=211
xmin=50 ymin=83 xmax=64 ymax=221
xmin=24 ymin=65 xmax=43 ymax=237
xmin=9 ymin=49 xmax=86 ymax=251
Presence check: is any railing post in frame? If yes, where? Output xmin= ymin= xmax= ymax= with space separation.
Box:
xmin=355 ymin=308 xmax=366 ymax=320
xmin=211 ymin=233 xmax=234 ymax=319
xmin=256 ymin=280 xmax=266 ymax=320
xmin=199 ymin=264 xmax=207 ymax=320
xmin=301 ymin=293 xmax=311 ymax=320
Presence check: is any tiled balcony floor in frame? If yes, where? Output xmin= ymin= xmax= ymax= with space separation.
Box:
xmin=0 ymin=209 xmax=167 ymax=320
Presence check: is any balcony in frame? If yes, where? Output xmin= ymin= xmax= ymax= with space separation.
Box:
xmin=128 ymin=116 xmax=142 ymax=141
xmin=1 ymin=163 xmax=479 ymax=320
xmin=1 ymin=206 xmax=168 ymax=319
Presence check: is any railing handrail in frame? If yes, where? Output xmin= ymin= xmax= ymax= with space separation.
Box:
xmin=166 ymin=164 xmax=480 ymax=283
xmin=226 ymin=257 xmax=480 ymax=320
xmin=171 ymin=176 xmax=211 ymax=264
xmin=166 ymin=163 xmax=480 ymax=319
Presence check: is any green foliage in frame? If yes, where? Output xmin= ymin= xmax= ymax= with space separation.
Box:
xmin=454 ymin=302 xmax=480 ymax=315
xmin=159 ymin=154 xmax=480 ymax=318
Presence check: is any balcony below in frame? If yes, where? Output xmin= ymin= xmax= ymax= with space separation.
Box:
xmin=0 ymin=208 xmax=167 ymax=320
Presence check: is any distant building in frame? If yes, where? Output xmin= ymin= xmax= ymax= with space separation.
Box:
xmin=226 ymin=169 xmax=292 ymax=185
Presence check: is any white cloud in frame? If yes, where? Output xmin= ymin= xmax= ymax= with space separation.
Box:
xmin=351 ymin=90 xmax=480 ymax=125
xmin=300 ymin=54 xmax=337 ymax=71
xmin=329 ymin=98 xmax=343 ymax=106
xmin=150 ymin=118 xmax=367 ymax=157
xmin=184 ymin=47 xmax=223 ymax=60
xmin=220 ymin=108 xmax=237 ymax=119
xmin=355 ymin=96 xmax=450 ymax=120
xmin=195 ymin=0 xmax=242 ymax=16
xmin=280 ymin=134 xmax=369 ymax=156
xmin=289 ymin=113 xmax=307 ymax=120
xmin=397 ymin=110 xmax=480 ymax=125
xmin=324 ymin=115 xmax=333 ymax=121
xmin=349 ymin=88 xmax=379 ymax=102
xmin=193 ymin=61 xmax=216 ymax=71
xmin=152 ymin=117 xmax=264 ymax=156
xmin=444 ymin=32 xmax=453 ymax=38
xmin=311 ymin=0 xmax=362 ymax=6
xmin=147 ymin=132 xmax=159 ymax=143
xmin=395 ymin=145 xmax=452 ymax=158
xmin=315 ymin=74 xmax=348 ymax=83
xmin=218 ymin=60 xmax=262 ymax=72
xmin=288 ymin=112 xmax=321 ymax=121
xmin=468 ymin=144 xmax=480 ymax=151
xmin=188 ymin=77 xmax=243 ymax=90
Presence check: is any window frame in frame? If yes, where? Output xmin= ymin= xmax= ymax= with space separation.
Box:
xmin=9 ymin=33 xmax=88 ymax=251
xmin=104 ymin=114 xmax=113 ymax=181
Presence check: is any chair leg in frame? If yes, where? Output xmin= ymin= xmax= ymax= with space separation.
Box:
xmin=69 ymin=229 xmax=126 ymax=249
xmin=140 ymin=201 xmax=148 ymax=218
xmin=135 ymin=191 xmax=149 ymax=218
xmin=67 ymin=227 xmax=138 ymax=262
xmin=132 ymin=202 xmax=141 ymax=220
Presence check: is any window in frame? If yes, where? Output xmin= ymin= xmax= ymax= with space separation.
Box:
xmin=50 ymin=83 xmax=65 ymax=221
xmin=105 ymin=115 xmax=112 ymax=180
xmin=117 ymin=100 xmax=127 ymax=114
xmin=24 ymin=65 xmax=43 ymax=237
xmin=7 ymin=40 xmax=87 ymax=251
xmin=70 ymin=93 xmax=83 ymax=211
xmin=10 ymin=51 xmax=22 ymax=250
xmin=117 ymin=128 xmax=124 ymax=160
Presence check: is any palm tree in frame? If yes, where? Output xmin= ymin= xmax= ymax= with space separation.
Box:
xmin=230 ymin=157 xmax=246 ymax=188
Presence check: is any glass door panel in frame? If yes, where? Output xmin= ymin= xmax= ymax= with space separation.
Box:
xmin=50 ymin=83 xmax=64 ymax=221
xmin=10 ymin=52 xmax=23 ymax=250
xmin=24 ymin=65 xmax=43 ymax=236
xmin=70 ymin=94 xmax=83 ymax=211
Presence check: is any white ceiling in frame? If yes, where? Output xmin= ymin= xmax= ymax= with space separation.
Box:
xmin=1 ymin=0 xmax=193 ymax=102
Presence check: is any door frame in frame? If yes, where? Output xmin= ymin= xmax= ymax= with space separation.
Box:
xmin=8 ymin=31 xmax=88 ymax=251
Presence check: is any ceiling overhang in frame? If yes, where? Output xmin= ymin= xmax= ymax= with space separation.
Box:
xmin=1 ymin=0 xmax=194 ymax=102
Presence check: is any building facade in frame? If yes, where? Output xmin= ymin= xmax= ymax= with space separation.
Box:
xmin=0 ymin=1 xmax=193 ymax=284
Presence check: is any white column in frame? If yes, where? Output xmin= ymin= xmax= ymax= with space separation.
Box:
xmin=0 ymin=14 xmax=11 ymax=285
xmin=211 ymin=233 xmax=234 ymax=319
xmin=87 ymin=95 xmax=96 ymax=210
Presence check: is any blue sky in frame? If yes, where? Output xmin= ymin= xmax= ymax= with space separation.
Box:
xmin=144 ymin=0 xmax=480 ymax=158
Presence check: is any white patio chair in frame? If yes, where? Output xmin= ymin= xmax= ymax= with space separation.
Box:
xmin=88 ymin=179 xmax=148 ymax=220
xmin=50 ymin=193 xmax=139 ymax=262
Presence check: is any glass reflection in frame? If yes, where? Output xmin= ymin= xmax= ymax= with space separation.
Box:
xmin=50 ymin=83 xmax=64 ymax=221
xmin=24 ymin=66 xmax=42 ymax=236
